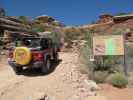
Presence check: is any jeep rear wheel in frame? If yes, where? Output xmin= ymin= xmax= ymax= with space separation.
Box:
xmin=13 ymin=66 xmax=23 ymax=75
xmin=41 ymin=58 xmax=51 ymax=74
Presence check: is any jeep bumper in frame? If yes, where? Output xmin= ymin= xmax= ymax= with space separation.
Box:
xmin=8 ymin=59 xmax=20 ymax=68
xmin=8 ymin=59 xmax=44 ymax=68
xmin=32 ymin=61 xmax=43 ymax=68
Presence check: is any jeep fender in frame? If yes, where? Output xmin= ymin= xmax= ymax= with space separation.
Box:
xmin=44 ymin=53 xmax=51 ymax=61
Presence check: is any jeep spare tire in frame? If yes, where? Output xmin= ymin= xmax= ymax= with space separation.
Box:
xmin=13 ymin=47 xmax=31 ymax=65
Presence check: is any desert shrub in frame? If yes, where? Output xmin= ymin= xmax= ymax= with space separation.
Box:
xmin=78 ymin=64 xmax=89 ymax=74
xmin=80 ymin=45 xmax=91 ymax=64
xmin=111 ymin=65 xmax=124 ymax=73
xmin=128 ymin=76 xmax=133 ymax=86
xmin=64 ymin=32 xmax=79 ymax=43
xmin=112 ymin=28 xmax=126 ymax=35
xmin=80 ymin=44 xmax=93 ymax=74
xmin=128 ymin=72 xmax=133 ymax=86
xmin=127 ymin=46 xmax=133 ymax=57
xmin=94 ymin=56 xmax=121 ymax=73
xmin=107 ymin=73 xmax=128 ymax=88
xmin=35 ymin=24 xmax=45 ymax=32
xmin=64 ymin=27 xmax=82 ymax=44
xmin=51 ymin=32 xmax=61 ymax=45
xmin=94 ymin=56 xmax=112 ymax=71
xmin=94 ymin=71 xmax=109 ymax=83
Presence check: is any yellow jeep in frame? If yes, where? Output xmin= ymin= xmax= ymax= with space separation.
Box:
xmin=8 ymin=37 xmax=60 ymax=75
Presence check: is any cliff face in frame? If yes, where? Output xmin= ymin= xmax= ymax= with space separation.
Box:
xmin=1 ymin=14 xmax=133 ymax=46
xmin=77 ymin=14 xmax=133 ymax=42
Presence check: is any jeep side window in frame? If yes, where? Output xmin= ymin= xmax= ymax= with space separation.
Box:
xmin=40 ymin=39 xmax=49 ymax=49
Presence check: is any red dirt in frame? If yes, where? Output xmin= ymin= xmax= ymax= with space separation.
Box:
xmin=99 ymin=84 xmax=133 ymax=100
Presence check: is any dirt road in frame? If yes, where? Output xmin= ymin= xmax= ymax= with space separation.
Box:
xmin=0 ymin=52 xmax=133 ymax=100
xmin=0 ymin=52 xmax=89 ymax=100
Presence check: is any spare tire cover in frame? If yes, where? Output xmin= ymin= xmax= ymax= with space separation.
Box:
xmin=13 ymin=47 xmax=31 ymax=65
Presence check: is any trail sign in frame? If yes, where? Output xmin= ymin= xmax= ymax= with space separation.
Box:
xmin=93 ymin=35 xmax=124 ymax=55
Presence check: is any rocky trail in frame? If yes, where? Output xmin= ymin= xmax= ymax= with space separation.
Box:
xmin=0 ymin=52 xmax=133 ymax=100
xmin=0 ymin=52 xmax=96 ymax=100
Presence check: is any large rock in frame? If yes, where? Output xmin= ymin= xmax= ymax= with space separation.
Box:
xmin=84 ymin=80 xmax=99 ymax=91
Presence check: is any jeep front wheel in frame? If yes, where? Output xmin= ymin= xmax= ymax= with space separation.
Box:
xmin=53 ymin=52 xmax=59 ymax=63
xmin=41 ymin=58 xmax=51 ymax=74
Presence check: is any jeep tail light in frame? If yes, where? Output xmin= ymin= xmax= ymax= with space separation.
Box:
xmin=33 ymin=52 xmax=43 ymax=61
xmin=9 ymin=51 xmax=13 ymax=58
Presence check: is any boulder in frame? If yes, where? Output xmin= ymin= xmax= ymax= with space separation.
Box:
xmin=84 ymin=80 xmax=99 ymax=91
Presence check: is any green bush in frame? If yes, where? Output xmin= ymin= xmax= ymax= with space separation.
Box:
xmin=80 ymin=45 xmax=93 ymax=72
xmin=94 ymin=56 xmax=121 ymax=72
xmin=128 ymin=76 xmax=133 ymax=86
xmin=127 ymin=46 xmax=133 ymax=57
xmin=35 ymin=24 xmax=45 ymax=32
xmin=128 ymin=72 xmax=133 ymax=86
xmin=108 ymin=73 xmax=128 ymax=88
xmin=79 ymin=43 xmax=96 ymax=79
xmin=78 ymin=64 xmax=89 ymax=74
xmin=94 ymin=71 xmax=109 ymax=83
xmin=51 ymin=32 xmax=61 ymax=45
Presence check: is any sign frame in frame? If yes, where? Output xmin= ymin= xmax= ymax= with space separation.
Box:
xmin=93 ymin=35 xmax=124 ymax=56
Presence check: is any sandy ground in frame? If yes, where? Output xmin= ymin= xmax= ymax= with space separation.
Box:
xmin=0 ymin=52 xmax=90 ymax=100
xmin=0 ymin=52 xmax=133 ymax=100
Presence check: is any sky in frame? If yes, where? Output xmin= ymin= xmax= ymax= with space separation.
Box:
xmin=0 ymin=0 xmax=133 ymax=25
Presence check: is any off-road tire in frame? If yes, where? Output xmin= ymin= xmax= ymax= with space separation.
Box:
xmin=41 ymin=58 xmax=51 ymax=74
xmin=13 ymin=66 xmax=23 ymax=75
xmin=53 ymin=52 xmax=59 ymax=63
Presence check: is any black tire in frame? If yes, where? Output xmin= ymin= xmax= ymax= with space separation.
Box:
xmin=41 ymin=58 xmax=51 ymax=74
xmin=12 ymin=66 xmax=23 ymax=75
xmin=53 ymin=52 xmax=59 ymax=63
